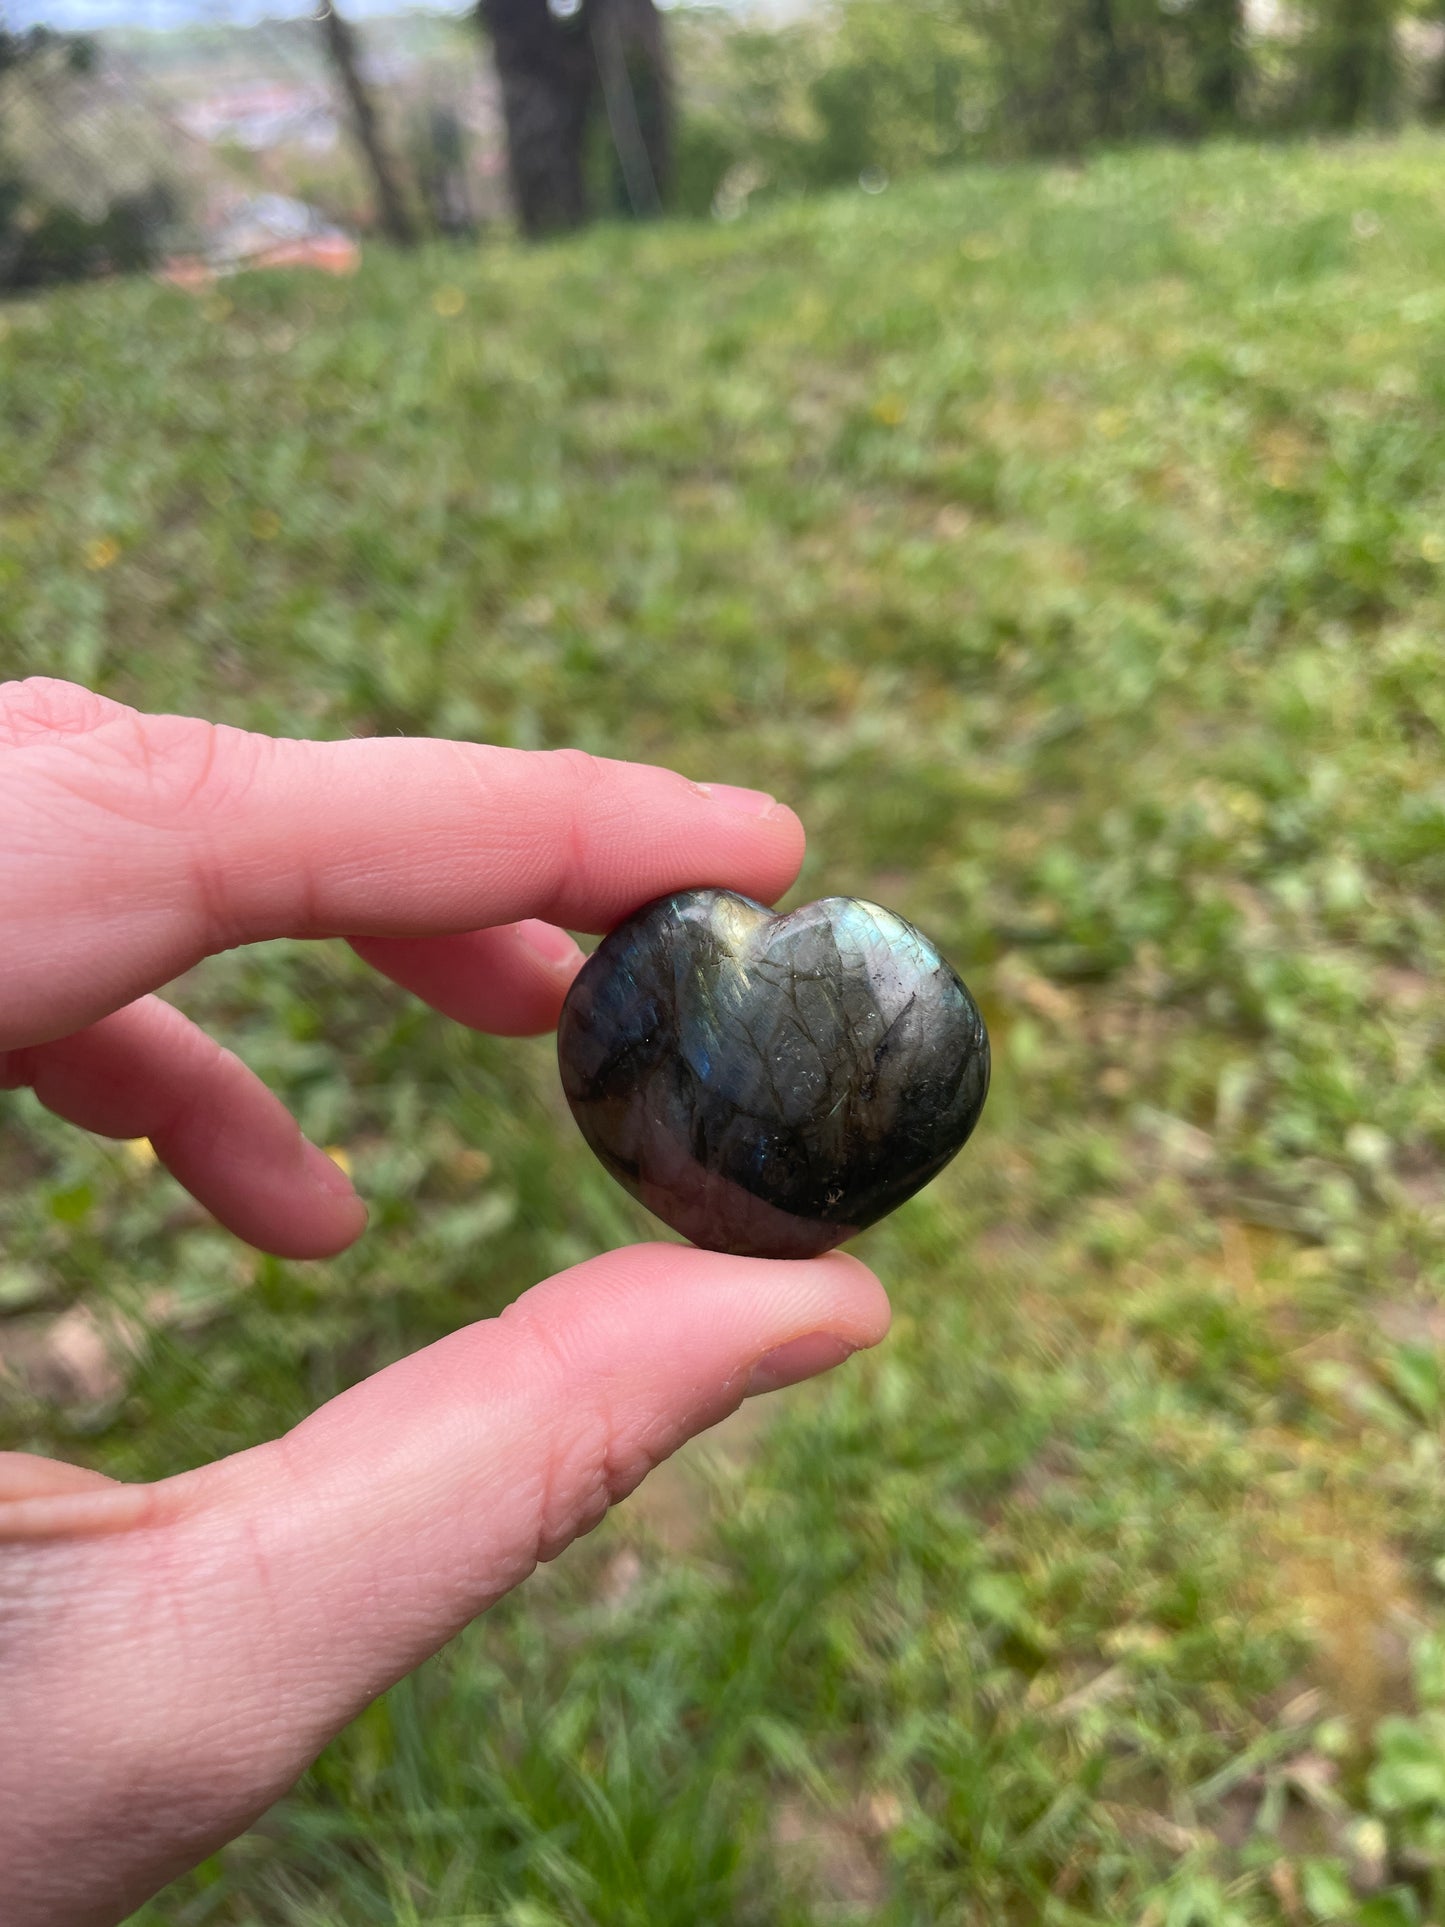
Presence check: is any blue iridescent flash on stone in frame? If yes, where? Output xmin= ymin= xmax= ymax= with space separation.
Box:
xmin=557 ymin=889 xmax=990 ymax=1259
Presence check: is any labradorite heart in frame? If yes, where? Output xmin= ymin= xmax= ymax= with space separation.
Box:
xmin=556 ymin=888 xmax=989 ymax=1259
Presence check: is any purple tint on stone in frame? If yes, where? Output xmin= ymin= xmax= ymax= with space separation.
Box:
xmin=556 ymin=888 xmax=990 ymax=1259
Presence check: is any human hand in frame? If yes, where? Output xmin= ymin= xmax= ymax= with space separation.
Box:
xmin=0 ymin=678 xmax=889 ymax=1927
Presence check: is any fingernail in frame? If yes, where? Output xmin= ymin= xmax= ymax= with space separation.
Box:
xmin=746 ymin=1331 xmax=858 ymax=1398
xmin=306 ymin=1142 xmax=359 ymax=1199
xmin=518 ymin=918 xmax=585 ymax=971
xmin=696 ymin=781 xmax=779 ymax=819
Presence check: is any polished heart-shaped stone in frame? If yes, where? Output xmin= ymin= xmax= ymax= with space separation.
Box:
xmin=557 ymin=888 xmax=989 ymax=1259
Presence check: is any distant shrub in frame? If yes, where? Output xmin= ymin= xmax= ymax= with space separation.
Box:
xmin=0 ymin=183 xmax=176 ymax=293
xmin=666 ymin=0 xmax=1436 ymax=218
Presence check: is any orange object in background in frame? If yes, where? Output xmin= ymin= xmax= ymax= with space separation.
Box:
xmin=157 ymin=196 xmax=361 ymax=288
xmin=256 ymin=233 xmax=360 ymax=275
xmin=159 ymin=239 xmax=360 ymax=287
xmin=157 ymin=256 xmax=216 ymax=291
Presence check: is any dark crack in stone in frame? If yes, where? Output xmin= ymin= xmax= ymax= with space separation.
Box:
xmin=557 ymin=889 xmax=990 ymax=1259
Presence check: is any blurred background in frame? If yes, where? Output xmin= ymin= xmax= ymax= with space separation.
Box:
xmin=3 ymin=0 xmax=1445 ymax=277
xmin=3 ymin=2 xmax=1445 ymax=1924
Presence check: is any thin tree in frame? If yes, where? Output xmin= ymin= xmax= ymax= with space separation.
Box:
xmin=317 ymin=0 xmax=416 ymax=247
xmin=593 ymin=0 xmax=670 ymax=220
xmin=1427 ymin=3 xmax=1445 ymax=122
xmin=1192 ymin=0 xmax=1246 ymax=125
xmin=478 ymin=0 xmax=672 ymax=240
xmin=1083 ymin=0 xmax=1132 ymax=140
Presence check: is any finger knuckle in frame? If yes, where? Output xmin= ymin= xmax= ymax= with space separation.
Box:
xmin=546 ymin=745 xmax=610 ymax=796
xmin=0 ymin=681 xmax=268 ymax=830
xmin=496 ymin=1300 xmax=659 ymax=1563
xmin=0 ymin=677 xmax=120 ymax=749
xmin=536 ymin=748 xmax=614 ymax=919
xmin=121 ymin=715 xmax=269 ymax=823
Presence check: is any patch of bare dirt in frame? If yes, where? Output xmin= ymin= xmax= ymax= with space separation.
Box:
xmin=0 ymin=1302 xmax=138 ymax=1413
xmin=773 ymin=1792 xmax=892 ymax=1916
xmin=617 ymin=1395 xmax=776 ymax=1554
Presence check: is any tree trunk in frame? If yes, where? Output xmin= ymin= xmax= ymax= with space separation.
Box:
xmin=1193 ymin=0 xmax=1246 ymax=124
xmin=480 ymin=0 xmax=594 ymax=238
xmin=1083 ymin=0 xmax=1130 ymax=140
xmin=1427 ymin=29 xmax=1445 ymax=123
xmin=319 ymin=1 xmax=417 ymax=248
xmin=480 ymin=0 xmax=672 ymax=239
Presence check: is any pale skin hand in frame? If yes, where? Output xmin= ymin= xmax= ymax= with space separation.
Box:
xmin=0 ymin=678 xmax=889 ymax=1927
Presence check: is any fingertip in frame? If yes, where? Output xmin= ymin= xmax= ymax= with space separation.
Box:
xmin=763 ymin=799 xmax=806 ymax=848
xmin=686 ymin=780 xmax=805 ymax=907
xmin=766 ymin=1246 xmax=892 ymax=1357
xmin=249 ymin=1142 xmax=369 ymax=1260
xmin=318 ymin=1192 xmax=370 ymax=1258
xmin=745 ymin=1330 xmax=858 ymax=1398
xmin=305 ymin=1140 xmax=360 ymax=1202
xmin=693 ymin=783 xmax=780 ymax=819
xmin=557 ymin=1240 xmax=890 ymax=1359
xmin=751 ymin=801 xmax=807 ymax=904
xmin=168 ymin=1135 xmax=368 ymax=1261
xmin=259 ymin=1200 xmax=369 ymax=1262
xmin=809 ymin=1246 xmax=892 ymax=1345
xmin=515 ymin=918 xmax=586 ymax=976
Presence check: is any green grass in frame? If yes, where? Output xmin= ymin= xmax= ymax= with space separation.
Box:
xmin=4 ymin=132 xmax=1445 ymax=1925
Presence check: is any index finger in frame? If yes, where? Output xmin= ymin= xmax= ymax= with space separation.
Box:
xmin=221 ymin=744 xmax=802 ymax=943
xmin=2 ymin=680 xmax=805 ymax=1046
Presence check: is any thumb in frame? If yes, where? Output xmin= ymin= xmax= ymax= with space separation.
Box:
xmin=2 ymin=1246 xmax=888 ymax=1927
xmin=199 ymin=1245 xmax=889 ymax=1712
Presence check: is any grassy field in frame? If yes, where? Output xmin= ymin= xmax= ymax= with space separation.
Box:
xmin=4 ymin=133 xmax=1445 ymax=1925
